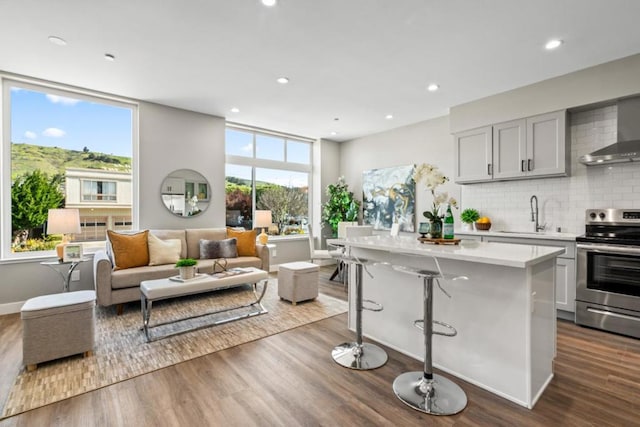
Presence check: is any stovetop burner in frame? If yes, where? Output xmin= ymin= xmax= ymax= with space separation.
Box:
xmin=580 ymin=208 xmax=640 ymax=245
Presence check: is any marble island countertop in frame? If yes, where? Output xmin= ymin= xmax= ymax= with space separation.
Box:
xmin=335 ymin=235 xmax=565 ymax=268
xmin=454 ymin=229 xmax=578 ymax=241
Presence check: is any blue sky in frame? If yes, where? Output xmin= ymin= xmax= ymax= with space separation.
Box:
xmin=10 ymin=87 xmax=132 ymax=157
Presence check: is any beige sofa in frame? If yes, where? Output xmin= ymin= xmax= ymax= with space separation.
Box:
xmin=93 ymin=228 xmax=270 ymax=312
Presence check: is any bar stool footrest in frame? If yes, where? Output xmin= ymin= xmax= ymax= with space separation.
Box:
xmin=362 ymin=299 xmax=383 ymax=312
xmin=393 ymin=371 xmax=467 ymax=415
xmin=413 ymin=319 xmax=458 ymax=337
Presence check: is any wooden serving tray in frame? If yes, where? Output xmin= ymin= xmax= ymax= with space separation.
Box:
xmin=417 ymin=237 xmax=461 ymax=245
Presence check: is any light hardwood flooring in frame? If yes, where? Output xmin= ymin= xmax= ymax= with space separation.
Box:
xmin=1 ymin=266 xmax=639 ymax=426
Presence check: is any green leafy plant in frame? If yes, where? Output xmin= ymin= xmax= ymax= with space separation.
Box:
xmin=322 ymin=177 xmax=360 ymax=235
xmin=175 ymin=258 xmax=197 ymax=268
xmin=460 ymin=208 xmax=480 ymax=224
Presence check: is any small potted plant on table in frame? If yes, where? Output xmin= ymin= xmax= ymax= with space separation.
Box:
xmin=460 ymin=208 xmax=480 ymax=231
xmin=175 ymin=258 xmax=198 ymax=280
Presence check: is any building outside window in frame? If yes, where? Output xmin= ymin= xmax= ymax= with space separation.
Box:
xmin=225 ymin=126 xmax=311 ymax=235
xmin=2 ymin=79 xmax=136 ymax=258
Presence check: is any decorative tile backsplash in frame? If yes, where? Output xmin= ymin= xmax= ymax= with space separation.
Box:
xmin=460 ymin=105 xmax=640 ymax=235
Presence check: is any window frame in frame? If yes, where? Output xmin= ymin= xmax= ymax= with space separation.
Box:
xmin=1 ymin=75 xmax=139 ymax=261
xmin=225 ymin=124 xmax=313 ymax=233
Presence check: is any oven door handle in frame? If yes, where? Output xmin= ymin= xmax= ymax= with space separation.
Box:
xmin=587 ymin=307 xmax=640 ymax=323
xmin=576 ymin=243 xmax=640 ymax=255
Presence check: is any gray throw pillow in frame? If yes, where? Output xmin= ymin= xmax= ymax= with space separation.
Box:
xmin=199 ymin=238 xmax=238 ymax=259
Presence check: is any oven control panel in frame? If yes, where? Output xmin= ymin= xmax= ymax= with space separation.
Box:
xmin=586 ymin=208 xmax=640 ymax=224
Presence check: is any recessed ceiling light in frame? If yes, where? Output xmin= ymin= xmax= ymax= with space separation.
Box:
xmin=330 ymin=131 xmax=338 ymax=136
xmin=385 ymin=114 xmax=393 ymax=120
xmin=104 ymin=53 xmax=115 ymax=62
xmin=545 ymin=39 xmax=563 ymax=50
xmin=276 ymin=77 xmax=289 ymax=84
xmin=48 ymin=36 xmax=67 ymax=46
xmin=427 ymin=83 xmax=439 ymax=92
xmin=261 ymin=0 xmax=277 ymax=6
xmin=230 ymin=107 xmax=240 ymax=113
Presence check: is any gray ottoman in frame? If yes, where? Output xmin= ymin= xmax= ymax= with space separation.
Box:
xmin=278 ymin=261 xmax=319 ymax=305
xmin=21 ymin=290 xmax=96 ymax=371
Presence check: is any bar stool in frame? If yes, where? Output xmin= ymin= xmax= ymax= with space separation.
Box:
xmin=330 ymin=248 xmax=388 ymax=370
xmin=390 ymin=257 xmax=468 ymax=415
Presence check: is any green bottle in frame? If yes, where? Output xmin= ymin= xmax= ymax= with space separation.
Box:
xmin=443 ymin=204 xmax=454 ymax=239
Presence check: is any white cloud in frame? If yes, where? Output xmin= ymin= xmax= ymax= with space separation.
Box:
xmin=241 ymin=143 xmax=253 ymax=152
xmin=42 ymin=127 xmax=66 ymax=138
xmin=46 ymin=94 xmax=80 ymax=106
xmin=24 ymin=131 xmax=37 ymax=139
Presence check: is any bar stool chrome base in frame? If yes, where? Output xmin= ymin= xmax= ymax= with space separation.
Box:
xmin=393 ymin=372 xmax=467 ymax=415
xmin=332 ymin=342 xmax=388 ymax=370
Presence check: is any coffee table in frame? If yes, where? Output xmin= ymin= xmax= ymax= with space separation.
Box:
xmin=140 ymin=267 xmax=268 ymax=342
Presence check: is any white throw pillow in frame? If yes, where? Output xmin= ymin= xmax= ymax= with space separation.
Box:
xmin=147 ymin=233 xmax=182 ymax=266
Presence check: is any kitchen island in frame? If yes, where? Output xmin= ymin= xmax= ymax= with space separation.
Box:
xmin=333 ymin=235 xmax=565 ymax=409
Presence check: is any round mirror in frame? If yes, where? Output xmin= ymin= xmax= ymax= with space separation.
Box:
xmin=160 ymin=169 xmax=210 ymax=217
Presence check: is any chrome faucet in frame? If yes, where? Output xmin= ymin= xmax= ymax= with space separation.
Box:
xmin=530 ymin=195 xmax=545 ymax=232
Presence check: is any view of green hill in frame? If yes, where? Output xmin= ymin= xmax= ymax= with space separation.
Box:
xmin=11 ymin=143 xmax=131 ymax=180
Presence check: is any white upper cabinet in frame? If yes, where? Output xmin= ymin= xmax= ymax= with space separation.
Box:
xmin=493 ymin=119 xmax=527 ymax=180
xmin=526 ymin=111 xmax=568 ymax=177
xmin=454 ymin=126 xmax=493 ymax=183
xmin=454 ymin=110 xmax=568 ymax=183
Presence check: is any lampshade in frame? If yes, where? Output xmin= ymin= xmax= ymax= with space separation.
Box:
xmin=254 ymin=210 xmax=272 ymax=245
xmin=47 ymin=209 xmax=81 ymax=235
xmin=254 ymin=210 xmax=272 ymax=228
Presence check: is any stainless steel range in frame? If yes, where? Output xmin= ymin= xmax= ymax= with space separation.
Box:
xmin=576 ymin=209 xmax=640 ymax=338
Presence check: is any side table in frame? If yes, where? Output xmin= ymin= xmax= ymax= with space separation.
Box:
xmin=40 ymin=258 xmax=90 ymax=292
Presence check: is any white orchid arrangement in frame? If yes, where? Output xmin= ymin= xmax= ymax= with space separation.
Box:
xmin=413 ymin=163 xmax=458 ymax=222
xmin=188 ymin=195 xmax=199 ymax=208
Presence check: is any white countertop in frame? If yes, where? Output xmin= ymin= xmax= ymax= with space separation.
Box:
xmin=455 ymin=229 xmax=578 ymax=241
xmin=333 ymin=235 xmax=565 ymax=268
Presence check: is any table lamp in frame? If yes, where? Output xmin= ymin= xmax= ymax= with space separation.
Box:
xmin=47 ymin=208 xmax=81 ymax=261
xmin=254 ymin=210 xmax=272 ymax=245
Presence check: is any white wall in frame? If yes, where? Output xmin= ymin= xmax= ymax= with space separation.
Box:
xmin=313 ymin=138 xmax=341 ymax=247
xmin=450 ymin=53 xmax=640 ymax=133
xmin=340 ymin=115 xmax=459 ymax=234
xmin=138 ymin=102 xmax=225 ymax=229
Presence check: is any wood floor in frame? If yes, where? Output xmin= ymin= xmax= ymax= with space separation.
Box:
xmin=1 ymin=266 xmax=639 ymax=426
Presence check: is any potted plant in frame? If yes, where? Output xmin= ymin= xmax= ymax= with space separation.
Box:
xmin=322 ymin=177 xmax=361 ymax=236
xmin=175 ymin=258 xmax=198 ymax=280
xmin=460 ymin=208 xmax=480 ymax=231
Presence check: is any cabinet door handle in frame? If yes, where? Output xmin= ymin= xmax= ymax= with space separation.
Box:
xmin=521 ymin=160 xmax=526 ymax=172
xmin=487 ymin=163 xmax=492 ymax=175
xmin=528 ymin=159 xmax=533 ymax=171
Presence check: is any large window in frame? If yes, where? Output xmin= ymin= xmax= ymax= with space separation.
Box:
xmin=2 ymin=78 xmax=136 ymax=258
xmin=225 ymin=127 xmax=311 ymax=235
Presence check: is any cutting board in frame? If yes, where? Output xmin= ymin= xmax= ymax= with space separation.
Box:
xmin=417 ymin=237 xmax=461 ymax=245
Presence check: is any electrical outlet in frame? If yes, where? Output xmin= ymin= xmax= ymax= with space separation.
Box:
xmin=272 ymin=249 xmax=277 ymax=257
xmin=71 ymin=270 xmax=80 ymax=281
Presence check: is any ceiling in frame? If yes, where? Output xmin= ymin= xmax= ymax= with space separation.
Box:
xmin=2 ymin=0 xmax=640 ymax=142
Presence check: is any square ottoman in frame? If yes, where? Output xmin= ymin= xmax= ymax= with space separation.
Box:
xmin=21 ymin=290 xmax=96 ymax=371
xmin=278 ymin=261 xmax=319 ymax=305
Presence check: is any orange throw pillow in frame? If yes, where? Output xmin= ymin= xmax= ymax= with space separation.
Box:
xmin=107 ymin=230 xmax=150 ymax=270
xmin=226 ymin=228 xmax=256 ymax=257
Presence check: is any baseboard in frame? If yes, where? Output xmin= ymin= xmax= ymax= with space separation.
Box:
xmin=0 ymin=301 xmax=25 ymax=315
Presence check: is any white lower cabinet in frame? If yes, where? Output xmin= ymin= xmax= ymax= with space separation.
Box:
xmin=459 ymin=233 xmax=576 ymax=313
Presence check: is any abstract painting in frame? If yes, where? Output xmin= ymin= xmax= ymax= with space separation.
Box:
xmin=362 ymin=165 xmax=415 ymax=232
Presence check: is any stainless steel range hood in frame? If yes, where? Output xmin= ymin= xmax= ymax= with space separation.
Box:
xmin=580 ymin=97 xmax=640 ymax=165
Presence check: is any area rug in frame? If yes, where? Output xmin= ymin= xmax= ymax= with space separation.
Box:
xmin=1 ymin=279 xmax=347 ymax=419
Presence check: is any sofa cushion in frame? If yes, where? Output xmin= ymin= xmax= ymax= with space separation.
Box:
xmin=186 ymin=228 xmax=227 ymax=259
xmin=226 ymin=228 xmax=256 ymax=257
xmin=149 ymin=229 xmax=187 ymax=259
xmin=110 ymin=264 xmax=178 ymax=289
xmin=148 ymin=233 xmax=182 ymax=266
xmin=200 ymin=238 xmax=238 ymax=259
xmin=107 ymin=230 xmax=150 ymax=271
